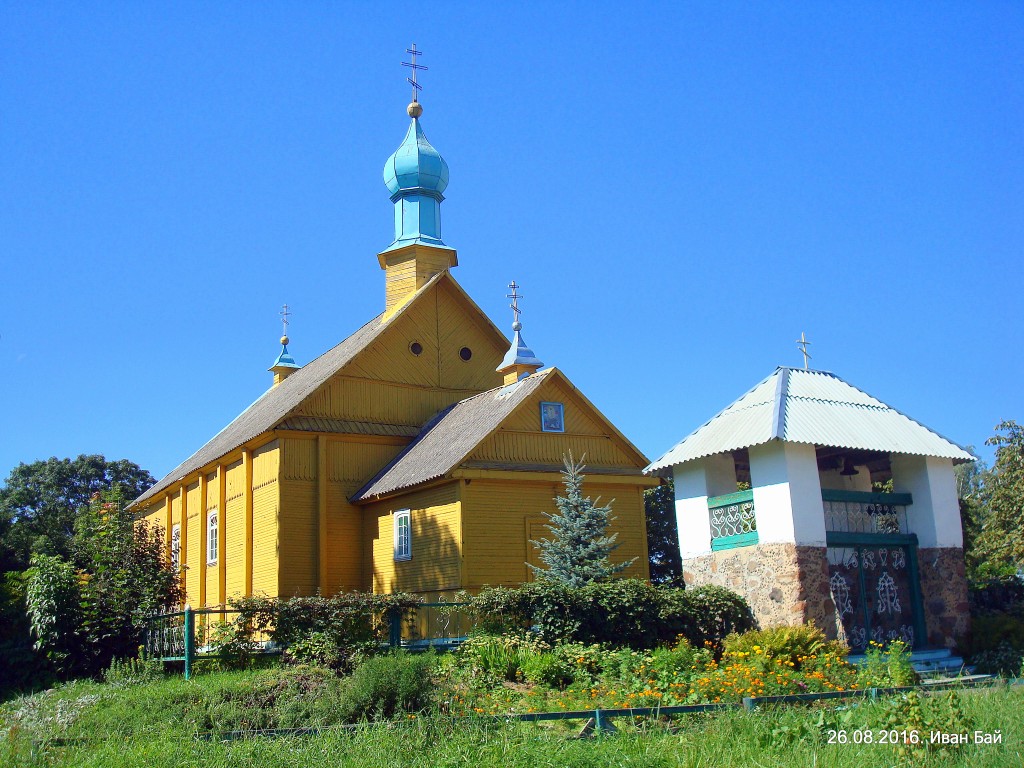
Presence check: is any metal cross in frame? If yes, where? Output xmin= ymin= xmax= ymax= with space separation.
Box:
xmin=507 ymin=281 xmax=523 ymax=325
xmin=402 ymin=43 xmax=428 ymax=102
xmin=280 ymin=304 xmax=292 ymax=336
xmin=796 ymin=331 xmax=812 ymax=369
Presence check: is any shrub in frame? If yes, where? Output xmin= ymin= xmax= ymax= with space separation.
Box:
xmin=456 ymin=632 xmax=548 ymax=682
xmin=663 ymin=585 xmax=756 ymax=647
xmin=285 ymin=631 xmax=343 ymax=669
xmin=520 ymin=652 xmax=574 ymax=689
xmin=970 ymin=641 xmax=1024 ymax=676
xmin=213 ymin=592 xmax=423 ymax=672
xmin=102 ymin=654 xmax=163 ymax=687
xmin=467 ymin=580 xmax=753 ymax=650
xmin=858 ymin=639 xmax=917 ymax=688
xmin=338 ymin=652 xmax=436 ymax=721
xmin=723 ymin=624 xmax=847 ymax=669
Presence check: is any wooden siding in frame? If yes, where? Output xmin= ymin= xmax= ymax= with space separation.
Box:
xmin=225 ymin=459 xmax=245 ymax=600
xmin=324 ymin=439 xmax=407 ymax=593
xmin=365 ymin=483 xmax=462 ymax=595
xmin=184 ymin=482 xmax=201 ymax=603
xmin=470 ymin=375 xmax=641 ymax=469
xmin=461 ymin=479 xmax=649 ymax=589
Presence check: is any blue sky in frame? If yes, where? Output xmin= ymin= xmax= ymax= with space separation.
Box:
xmin=1 ymin=2 xmax=1021 ymax=482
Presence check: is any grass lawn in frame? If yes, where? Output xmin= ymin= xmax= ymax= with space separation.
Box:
xmin=2 ymin=668 xmax=1023 ymax=767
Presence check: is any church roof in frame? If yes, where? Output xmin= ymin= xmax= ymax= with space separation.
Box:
xmin=132 ymin=271 xmax=498 ymax=509
xmin=645 ymin=367 xmax=975 ymax=473
xmin=351 ymin=369 xmax=552 ymax=502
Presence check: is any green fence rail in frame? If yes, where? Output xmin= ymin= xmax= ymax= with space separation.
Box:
xmin=147 ymin=601 xmax=473 ymax=679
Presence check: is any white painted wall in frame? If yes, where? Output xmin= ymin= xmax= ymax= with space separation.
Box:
xmin=891 ymin=454 xmax=963 ymax=548
xmin=749 ymin=441 xmax=827 ymax=546
xmin=672 ymin=452 xmax=736 ymax=559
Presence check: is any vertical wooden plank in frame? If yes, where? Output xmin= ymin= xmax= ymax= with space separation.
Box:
xmin=179 ymin=482 xmax=188 ymax=598
xmin=218 ymin=464 xmax=227 ymax=607
xmin=244 ymin=448 xmax=254 ymax=596
xmin=164 ymin=493 xmax=172 ymax=558
xmin=198 ymin=473 xmax=208 ymax=607
xmin=317 ymin=435 xmax=328 ymax=591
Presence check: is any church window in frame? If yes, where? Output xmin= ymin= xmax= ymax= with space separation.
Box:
xmin=459 ymin=347 xmax=472 ymax=361
xmin=409 ymin=341 xmax=423 ymax=356
xmin=170 ymin=525 xmax=181 ymax=569
xmin=540 ymin=401 xmax=564 ymax=433
xmin=394 ymin=509 xmax=411 ymax=561
xmin=207 ymin=511 xmax=219 ymax=564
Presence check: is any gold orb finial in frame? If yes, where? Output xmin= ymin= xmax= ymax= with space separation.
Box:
xmin=407 ymin=101 xmax=423 ymax=118
xmin=280 ymin=335 xmax=289 ymax=346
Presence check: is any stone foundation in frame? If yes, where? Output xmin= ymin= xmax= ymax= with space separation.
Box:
xmin=682 ymin=543 xmax=837 ymax=636
xmin=917 ymin=547 xmax=970 ymax=649
xmin=684 ymin=543 xmax=971 ymax=650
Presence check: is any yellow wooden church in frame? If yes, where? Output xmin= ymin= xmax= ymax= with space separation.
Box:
xmin=131 ymin=94 xmax=656 ymax=606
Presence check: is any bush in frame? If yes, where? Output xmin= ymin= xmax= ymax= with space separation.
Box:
xmin=102 ymin=654 xmax=163 ymax=687
xmin=338 ymin=652 xmax=436 ymax=721
xmin=456 ymin=632 xmax=548 ymax=683
xmin=521 ymin=652 xmax=574 ymax=689
xmin=858 ymin=639 xmax=917 ymax=688
xmin=723 ymin=624 xmax=847 ymax=669
xmin=466 ymin=579 xmax=753 ymax=650
xmin=663 ymin=585 xmax=756 ymax=647
xmin=970 ymin=641 xmax=1024 ymax=676
xmin=213 ymin=592 xmax=423 ymax=673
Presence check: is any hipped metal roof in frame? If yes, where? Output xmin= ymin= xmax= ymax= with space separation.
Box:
xmin=645 ymin=367 xmax=975 ymax=473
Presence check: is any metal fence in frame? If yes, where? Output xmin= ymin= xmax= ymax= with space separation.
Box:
xmin=147 ymin=601 xmax=472 ymax=678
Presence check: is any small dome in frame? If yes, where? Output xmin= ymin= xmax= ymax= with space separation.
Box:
xmin=383 ymin=118 xmax=449 ymax=197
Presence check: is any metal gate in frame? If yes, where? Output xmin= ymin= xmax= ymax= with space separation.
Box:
xmin=827 ymin=536 xmax=926 ymax=652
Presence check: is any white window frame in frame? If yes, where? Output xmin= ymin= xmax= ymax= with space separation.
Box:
xmin=207 ymin=510 xmax=219 ymax=564
xmin=170 ymin=524 xmax=181 ymax=569
xmin=393 ymin=509 xmax=411 ymax=561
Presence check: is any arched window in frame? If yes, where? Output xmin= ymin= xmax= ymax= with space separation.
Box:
xmin=170 ymin=525 xmax=181 ymax=569
xmin=207 ymin=511 xmax=219 ymax=564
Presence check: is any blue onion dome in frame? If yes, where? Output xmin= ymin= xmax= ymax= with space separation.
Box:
xmin=382 ymin=103 xmax=449 ymax=197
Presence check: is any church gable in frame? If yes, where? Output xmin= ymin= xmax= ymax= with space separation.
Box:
xmin=343 ymin=272 xmax=508 ymax=391
xmin=468 ymin=371 xmax=649 ymax=471
xmin=291 ymin=273 xmax=510 ymax=431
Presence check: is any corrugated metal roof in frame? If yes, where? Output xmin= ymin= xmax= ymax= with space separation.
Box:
xmin=645 ymin=367 xmax=974 ymax=472
xmin=351 ymin=371 xmax=551 ymax=501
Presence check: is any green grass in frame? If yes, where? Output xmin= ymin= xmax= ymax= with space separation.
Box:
xmin=2 ymin=668 xmax=1023 ymax=767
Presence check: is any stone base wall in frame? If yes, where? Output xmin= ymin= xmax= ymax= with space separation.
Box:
xmin=683 ymin=543 xmax=971 ymax=650
xmin=917 ymin=547 xmax=970 ymax=649
xmin=682 ymin=544 xmax=837 ymax=637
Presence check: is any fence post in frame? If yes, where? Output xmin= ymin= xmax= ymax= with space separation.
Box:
xmin=742 ymin=697 xmax=755 ymax=711
xmin=183 ymin=604 xmax=194 ymax=680
xmin=388 ymin=607 xmax=402 ymax=649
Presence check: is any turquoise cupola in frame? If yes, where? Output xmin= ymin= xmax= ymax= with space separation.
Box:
xmin=382 ymin=102 xmax=450 ymax=251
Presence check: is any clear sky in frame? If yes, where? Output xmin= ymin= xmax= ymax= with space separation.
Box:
xmin=1 ymin=2 xmax=1021 ymax=483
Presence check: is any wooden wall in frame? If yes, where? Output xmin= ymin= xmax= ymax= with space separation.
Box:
xmin=364 ymin=483 xmax=462 ymax=596
xmin=460 ymin=478 xmax=650 ymax=589
xmin=137 ymin=439 xmax=280 ymax=607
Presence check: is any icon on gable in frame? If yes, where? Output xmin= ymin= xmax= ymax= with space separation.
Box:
xmin=540 ymin=402 xmax=564 ymax=433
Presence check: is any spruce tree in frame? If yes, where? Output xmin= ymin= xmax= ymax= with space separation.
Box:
xmin=528 ymin=454 xmax=636 ymax=586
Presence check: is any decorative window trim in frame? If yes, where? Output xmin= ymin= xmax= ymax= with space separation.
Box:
xmin=707 ymin=490 xmax=758 ymax=551
xmin=393 ymin=509 xmax=412 ymax=562
xmin=207 ymin=510 xmax=219 ymax=565
xmin=540 ymin=401 xmax=565 ymax=433
xmin=170 ymin=524 xmax=181 ymax=569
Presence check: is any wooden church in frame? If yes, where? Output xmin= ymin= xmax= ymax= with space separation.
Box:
xmin=131 ymin=94 xmax=655 ymax=606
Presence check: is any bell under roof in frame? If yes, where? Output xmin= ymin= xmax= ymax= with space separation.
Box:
xmin=645 ymin=367 xmax=975 ymax=473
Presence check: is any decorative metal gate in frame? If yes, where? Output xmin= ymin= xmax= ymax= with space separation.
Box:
xmin=827 ymin=538 xmax=926 ymax=652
